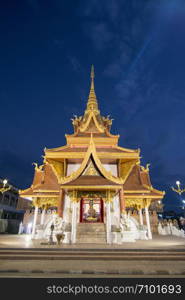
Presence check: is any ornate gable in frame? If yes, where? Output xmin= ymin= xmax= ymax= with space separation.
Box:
xmin=83 ymin=160 xmax=100 ymax=176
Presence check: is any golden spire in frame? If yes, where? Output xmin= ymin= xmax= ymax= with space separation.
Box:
xmin=86 ymin=65 xmax=99 ymax=113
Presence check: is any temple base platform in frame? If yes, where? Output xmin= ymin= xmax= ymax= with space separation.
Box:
xmin=77 ymin=223 xmax=106 ymax=244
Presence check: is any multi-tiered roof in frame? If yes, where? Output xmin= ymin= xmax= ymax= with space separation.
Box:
xmin=20 ymin=66 xmax=164 ymax=206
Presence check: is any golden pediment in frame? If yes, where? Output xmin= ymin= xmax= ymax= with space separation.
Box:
xmin=83 ymin=160 xmax=100 ymax=176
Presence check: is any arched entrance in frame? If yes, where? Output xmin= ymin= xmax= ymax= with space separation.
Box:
xmin=80 ymin=198 xmax=104 ymax=223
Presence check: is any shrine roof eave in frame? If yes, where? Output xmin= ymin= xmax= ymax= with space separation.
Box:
xmin=19 ymin=188 xmax=59 ymax=198
xmin=124 ymin=189 xmax=151 ymax=194
xmin=19 ymin=193 xmax=59 ymax=198
xmin=62 ymin=185 xmax=121 ymax=190
xmin=45 ymin=146 xmax=139 ymax=154
xmin=44 ymin=145 xmax=70 ymax=152
xmin=46 ymin=138 xmax=138 ymax=185
xmin=141 ymin=185 xmax=165 ymax=196
xmin=65 ymin=130 xmax=119 ymax=138
xmin=65 ymin=135 xmax=119 ymax=147
xmin=124 ymin=194 xmax=164 ymax=199
xmin=115 ymin=145 xmax=139 ymax=153
xmin=19 ymin=187 xmax=33 ymax=196
xmin=45 ymin=151 xmax=139 ymax=160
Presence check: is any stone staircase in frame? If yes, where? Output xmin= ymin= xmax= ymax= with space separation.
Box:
xmin=77 ymin=223 xmax=106 ymax=244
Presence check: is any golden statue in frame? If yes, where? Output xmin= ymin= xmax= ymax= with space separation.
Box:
xmin=86 ymin=200 xmax=97 ymax=221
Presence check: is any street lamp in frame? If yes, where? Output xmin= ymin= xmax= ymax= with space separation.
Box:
xmin=171 ymin=181 xmax=185 ymax=195
xmin=3 ymin=179 xmax=8 ymax=187
xmin=171 ymin=180 xmax=185 ymax=217
xmin=0 ymin=179 xmax=11 ymax=193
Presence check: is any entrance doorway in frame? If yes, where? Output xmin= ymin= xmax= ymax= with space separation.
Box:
xmin=80 ymin=198 xmax=104 ymax=223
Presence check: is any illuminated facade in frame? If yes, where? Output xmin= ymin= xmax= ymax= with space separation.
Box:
xmin=20 ymin=66 xmax=164 ymax=244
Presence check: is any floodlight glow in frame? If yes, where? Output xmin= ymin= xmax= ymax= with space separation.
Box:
xmin=3 ymin=179 xmax=8 ymax=186
xmin=176 ymin=180 xmax=180 ymax=186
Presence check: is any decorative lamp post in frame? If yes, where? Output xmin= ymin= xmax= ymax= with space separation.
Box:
xmin=172 ymin=181 xmax=185 ymax=195
xmin=171 ymin=181 xmax=185 ymax=217
xmin=0 ymin=179 xmax=11 ymax=193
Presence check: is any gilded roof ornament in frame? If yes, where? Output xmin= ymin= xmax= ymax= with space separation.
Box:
xmin=86 ymin=65 xmax=99 ymax=114
xmin=32 ymin=162 xmax=44 ymax=171
xmin=83 ymin=161 xmax=100 ymax=176
xmin=141 ymin=163 xmax=150 ymax=173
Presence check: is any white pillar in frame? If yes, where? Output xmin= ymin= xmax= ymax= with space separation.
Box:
xmin=145 ymin=206 xmax=152 ymax=239
xmin=71 ymin=201 xmax=77 ymax=244
xmin=40 ymin=208 xmax=46 ymax=225
xmin=31 ymin=206 xmax=39 ymax=239
xmin=106 ymin=201 xmax=111 ymax=244
xmin=139 ymin=209 xmax=143 ymax=226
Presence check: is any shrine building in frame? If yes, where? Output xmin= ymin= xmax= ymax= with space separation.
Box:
xmin=20 ymin=66 xmax=164 ymax=244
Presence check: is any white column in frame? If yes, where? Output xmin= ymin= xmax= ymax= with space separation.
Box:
xmin=139 ymin=209 xmax=143 ymax=226
xmin=145 ymin=206 xmax=152 ymax=239
xmin=71 ymin=201 xmax=77 ymax=244
xmin=40 ymin=208 xmax=46 ymax=225
xmin=106 ymin=201 xmax=111 ymax=244
xmin=31 ymin=206 xmax=39 ymax=239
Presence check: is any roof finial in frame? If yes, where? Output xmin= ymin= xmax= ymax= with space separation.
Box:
xmin=86 ymin=65 xmax=98 ymax=113
xmin=90 ymin=64 xmax=95 ymax=90
xmin=91 ymin=65 xmax=94 ymax=79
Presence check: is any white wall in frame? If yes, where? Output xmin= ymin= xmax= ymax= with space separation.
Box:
xmin=66 ymin=164 xmax=81 ymax=176
xmin=103 ymin=164 xmax=118 ymax=176
xmin=76 ymin=201 xmax=80 ymax=223
xmin=111 ymin=194 xmax=120 ymax=226
xmin=67 ymin=163 xmax=118 ymax=177
xmin=63 ymin=194 xmax=71 ymax=223
xmin=63 ymin=194 xmax=80 ymax=224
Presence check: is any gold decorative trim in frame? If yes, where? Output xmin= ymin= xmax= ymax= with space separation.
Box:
xmin=142 ymin=184 xmax=165 ymax=195
xmin=45 ymin=145 xmax=70 ymax=153
xmin=47 ymin=159 xmax=64 ymax=182
xmin=141 ymin=163 xmax=150 ymax=173
xmin=33 ymin=189 xmax=59 ymax=192
xmin=115 ymin=146 xmax=138 ymax=153
xmin=83 ymin=160 xmax=100 ymax=176
xmin=80 ymin=112 xmax=104 ymax=133
xmin=32 ymin=162 xmax=44 ymax=171
xmin=64 ymin=185 xmax=120 ymax=190
xmin=119 ymin=160 xmax=137 ymax=184
xmin=125 ymin=195 xmax=163 ymax=199
xmin=32 ymin=197 xmax=59 ymax=208
xmin=124 ymin=190 xmax=150 ymax=194
xmin=45 ymin=151 xmax=139 ymax=159
xmin=19 ymin=187 xmax=32 ymax=194
xmin=54 ymin=137 xmax=125 ymax=184
xmin=125 ymin=198 xmax=152 ymax=209
xmin=32 ymin=194 xmax=59 ymax=197
xmin=65 ymin=136 xmax=119 ymax=146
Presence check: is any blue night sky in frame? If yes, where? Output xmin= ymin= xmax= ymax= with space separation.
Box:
xmin=0 ymin=0 xmax=185 ymax=212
